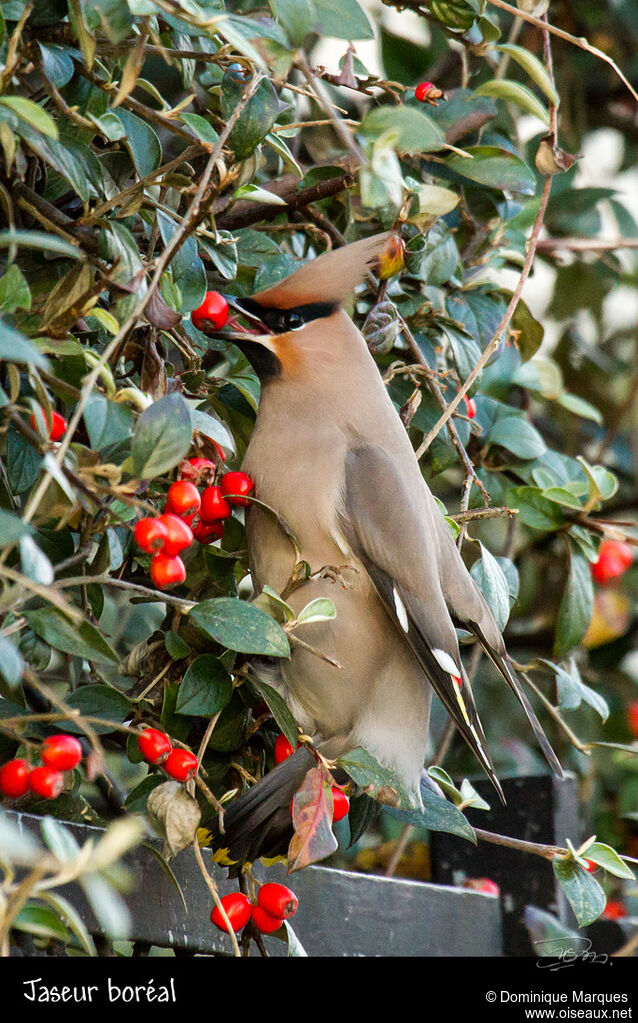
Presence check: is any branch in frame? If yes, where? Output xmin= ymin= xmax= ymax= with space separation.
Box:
xmin=418 ymin=174 xmax=553 ymax=452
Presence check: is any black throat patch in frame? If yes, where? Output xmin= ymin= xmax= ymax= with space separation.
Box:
xmin=231 ymin=299 xmax=339 ymax=382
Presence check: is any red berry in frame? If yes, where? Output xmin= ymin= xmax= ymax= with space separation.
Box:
xmin=30 ymin=408 xmax=67 ymax=442
xmin=200 ymin=485 xmax=232 ymax=523
xmin=0 ymin=759 xmax=30 ymax=798
xmin=274 ymin=733 xmax=295 ymax=764
xmin=164 ymin=748 xmax=198 ymax=782
xmin=29 ymin=765 xmax=64 ymax=799
xmin=332 ymin=787 xmax=350 ymax=823
xmin=193 ymin=520 xmax=224 ymax=545
xmin=150 ymin=553 xmax=186 ymax=589
xmin=472 ymin=878 xmax=500 ymax=896
xmin=188 ymin=457 xmax=215 ymax=472
xmin=156 ymin=513 xmax=193 ymax=555
xmin=134 ymin=517 xmax=168 ymax=554
xmin=415 ymin=81 xmax=434 ymax=101
xmin=464 ymin=395 xmax=477 ymax=419
xmin=592 ymin=540 xmax=633 ymax=585
xmin=41 ymin=734 xmax=82 ymax=771
xmin=251 ymin=904 xmax=284 ymax=934
xmin=584 ymin=859 xmax=598 ymax=873
xmin=628 ymin=700 xmax=638 ymax=740
xmin=138 ymin=728 xmax=172 ymax=765
xmin=220 ymin=471 xmax=254 ymax=507
xmin=602 ymin=900 xmax=627 ymax=920
xmin=257 ymin=882 xmax=298 ymax=920
xmin=210 ymin=892 xmax=252 ymax=933
xmin=166 ymin=481 xmax=201 ymax=518
xmin=192 ymin=291 xmax=229 ymax=333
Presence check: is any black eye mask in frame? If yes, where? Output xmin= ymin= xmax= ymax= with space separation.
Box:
xmin=237 ymin=299 xmax=338 ymax=334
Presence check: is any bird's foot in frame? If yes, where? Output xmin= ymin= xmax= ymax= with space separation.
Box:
xmin=309 ymin=564 xmax=359 ymax=588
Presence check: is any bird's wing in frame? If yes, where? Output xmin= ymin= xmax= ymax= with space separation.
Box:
xmin=340 ymin=445 xmax=505 ymax=799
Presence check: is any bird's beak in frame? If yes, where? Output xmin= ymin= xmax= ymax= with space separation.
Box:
xmin=223 ymin=296 xmax=273 ymax=338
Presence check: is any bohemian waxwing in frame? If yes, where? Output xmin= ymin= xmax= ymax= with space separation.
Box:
xmin=208 ymin=232 xmax=562 ymax=864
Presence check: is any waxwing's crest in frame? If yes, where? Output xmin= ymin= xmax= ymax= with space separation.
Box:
xmin=252 ymin=232 xmax=393 ymax=309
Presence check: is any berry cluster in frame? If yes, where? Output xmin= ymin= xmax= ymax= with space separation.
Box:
xmin=134 ymin=458 xmax=254 ymax=589
xmin=274 ymin=733 xmax=350 ymax=824
xmin=137 ymin=727 xmax=198 ymax=782
xmin=211 ymin=883 xmax=298 ymax=936
xmin=0 ymin=734 xmax=82 ymax=801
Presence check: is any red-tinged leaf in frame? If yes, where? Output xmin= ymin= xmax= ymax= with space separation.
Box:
xmin=287 ymin=766 xmax=337 ymax=872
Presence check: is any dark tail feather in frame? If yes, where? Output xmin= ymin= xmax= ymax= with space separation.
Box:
xmin=470 ymin=625 xmax=564 ymax=780
xmin=210 ymin=747 xmax=314 ymax=864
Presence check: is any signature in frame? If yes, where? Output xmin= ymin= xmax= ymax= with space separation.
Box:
xmin=535 ymin=938 xmax=610 ymax=971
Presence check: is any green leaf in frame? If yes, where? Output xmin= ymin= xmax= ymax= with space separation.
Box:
xmin=65 ymin=685 xmax=133 ymax=734
xmin=20 ymin=535 xmax=54 ymax=585
xmin=249 ymin=677 xmax=299 ymax=748
xmin=584 ymin=843 xmax=635 ymax=880
xmin=312 ymin=0 xmax=373 ymax=39
xmin=38 ymin=42 xmax=75 ymax=88
xmin=38 ymin=892 xmax=96 ymax=956
xmin=0 ymin=263 xmax=31 ymax=314
xmin=557 ymin=392 xmax=603 ymax=424
xmin=523 ymin=906 xmax=582 ymax=957
xmin=553 ymin=858 xmax=606 ymax=926
xmin=23 ymin=608 xmax=119 ymax=665
xmin=83 ymin=393 xmax=134 ymax=458
xmin=0 ymin=320 xmax=49 ymax=369
xmin=446 ymin=146 xmax=536 ymax=195
xmin=555 ymin=550 xmax=594 ymax=658
xmin=428 ymin=0 xmax=477 ymax=30
xmin=0 ymin=635 xmax=24 ymax=687
xmin=0 ymin=96 xmax=58 ymax=138
xmin=221 ymin=73 xmax=280 ymax=161
xmin=179 ymin=112 xmax=219 ymax=147
xmin=270 ymin=0 xmax=315 ymax=46
xmin=337 ymin=747 xmax=419 ymax=810
xmin=545 ymin=659 xmax=609 ymax=721
xmin=131 ymin=393 xmax=192 ymax=480
xmin=0 ymin=508 xmax=33 ymax=546
xmin=475 ymin=79 xmax=550 ymax=126
xmin=0 ymin=230 xmax=80 ymax=260
xmin=176 ymin=654 xmax=233 ymax=717
xmin=511 ymin=297 xmax=544 ymax=362
xmin=113 ymin=108 xmax=161 ymax=177
xmin=191 ymin=597 xmax=290 ymax=657
xmin=14 ymin=904 xmax=68 ymax=942
xmin=165 ymin=631 xmax=191 ymax=659
xmin=489 ymin=416 xmax=546 ymax=459
xmin=506 ymin=486 xmax=565 ymax=531
xmin=470 ymin=542 xmax=511 ymax=631
xmin=296 ymin=598 xmax=337 ymax=626
xmin=495 ymin=43 xmax=561 ymax=106
xmin=360 ymin=105 xmax=445 ymax=155
xmin=389 ymin=786 xmax=477 ymax=842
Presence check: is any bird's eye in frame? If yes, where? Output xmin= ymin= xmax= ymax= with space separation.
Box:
xmin=283 ymin=311 xmax=304 ymax=331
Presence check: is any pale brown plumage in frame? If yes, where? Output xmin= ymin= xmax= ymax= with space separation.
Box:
xmin=210 ymin=233 xmax=562 ymax=863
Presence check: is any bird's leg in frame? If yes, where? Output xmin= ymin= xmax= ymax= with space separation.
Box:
xmin=308 ymin=563 xmax=359 ymax=588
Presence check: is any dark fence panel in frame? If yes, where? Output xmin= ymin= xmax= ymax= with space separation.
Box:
xmin=431 ymin=773 xmax=583 ymax=955
xmin=7 ymin=810 xmax=503 ymax=957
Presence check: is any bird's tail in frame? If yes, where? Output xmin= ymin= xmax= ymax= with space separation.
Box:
xmin=208 ymin=747 xmax=315 ymax=865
